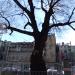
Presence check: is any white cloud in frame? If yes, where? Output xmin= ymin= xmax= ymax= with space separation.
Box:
xmin=56 ymin=29 xmax=75 ymax=45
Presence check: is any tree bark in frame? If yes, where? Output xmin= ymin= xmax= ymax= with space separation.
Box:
xmin=30 ymin=34 xmax=47 ymax=75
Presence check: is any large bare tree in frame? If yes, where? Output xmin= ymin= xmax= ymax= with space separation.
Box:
xmin=0 ymin=0 xmax=75 ymax=75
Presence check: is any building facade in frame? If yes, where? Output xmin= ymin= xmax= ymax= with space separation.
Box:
xmin=44 ymin=34 xmax=56 ymax=63
xmin=57 ymin=42 xmax=75 ymax=63
xmin=0 ymin=34 xmax=56 ymax=71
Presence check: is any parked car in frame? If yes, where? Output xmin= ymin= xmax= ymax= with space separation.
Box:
xmin=47 ymin=68 xmax=64 ymax=75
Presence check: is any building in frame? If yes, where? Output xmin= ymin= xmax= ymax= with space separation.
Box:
xmin=56 ymin=42 xmax=71 ymax=62
xmin=57 ymin=42 xmax=75 ymax=63
xmin=0 ymin=34 xmax=56 ymax=71
xmin=44 ymin=34 xmax=56 ymax=63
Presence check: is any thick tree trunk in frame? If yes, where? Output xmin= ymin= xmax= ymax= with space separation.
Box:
xmin=30 ymin=35 xmax=47 ymax=75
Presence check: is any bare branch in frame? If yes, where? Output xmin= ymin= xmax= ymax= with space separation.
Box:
xmin=0 ymin=14 xmax=34 ymax=36
xmin=52 ymin=15 xmax=57 ymax=24
xmin=50 ymin=0 xmax=53 ymax=7
xmin=7 ymin=26 xmax=34 ymax=36
xmin=24 ymin=22 xmax=32 ymax=29
xmin=68 ymin=8 xmax=75 ymax=22
xmin=0 ymin=14 xmax=10 ymax=27
xmin=28 ymin=0 xmax=34 ymax=13
xmin=20 ymin=12 xmax=33 ymax=29
xmin=68 ymin=24 xmax=75 ymax=30
xmin=23 ymin=13 xmax=29 ymax=21
xmin=27 ymin=0 xmax=39 ymax=33
xmin=52 ymin=0 xmax=61 ymax=8
xmin=47 ymin=0 xmax=50 ymax=5
xmin=5 ymin=12 xmax=26 ymax=18
xmin=49 ymin=21 xmax=75 ymax=29
xmin=14 ymin=0 xmax=39 ymax=33
xmin=0 ymin=14 xmax=14 ymax=35
xmin=9 ymin=30 xmax=13 ymax=35
xmin=41 ymin=0 xmax=47 ymax=13
xmin=13 ymin=0 xmax=30 ymax=15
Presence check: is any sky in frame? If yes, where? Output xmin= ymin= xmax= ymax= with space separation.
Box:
xmin=56 ymin=29 xmax=75 ymax=45
xmin=1 ymin=28 xmax=75 ymax=45
xmin=0 ymin=0 xmax=75 ymax=45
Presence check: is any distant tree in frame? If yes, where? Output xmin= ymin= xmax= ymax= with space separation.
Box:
xmin=0 ymin=0 xmax=75 ymax=75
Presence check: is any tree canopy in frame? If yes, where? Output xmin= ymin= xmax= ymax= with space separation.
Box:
xmin=0 ymin=0 xmax=75 ymax=37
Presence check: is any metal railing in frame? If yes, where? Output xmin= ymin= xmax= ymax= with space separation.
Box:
xmin=0 ymin=71 xmax=64 ymax=75
xmin=0 ymin=62 xmax=64 ymax=75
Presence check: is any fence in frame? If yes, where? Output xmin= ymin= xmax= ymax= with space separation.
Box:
xmin=0 ymin=71 xmax=64 ymax=75
xmin=0 ymin=62 xmax=64 ymax=75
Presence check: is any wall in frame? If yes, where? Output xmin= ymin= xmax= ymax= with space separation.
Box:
xmin=0 ymin=34 xmax=56 ymax=70
xmin=44 ymin=34 xmax=56 ymax=63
